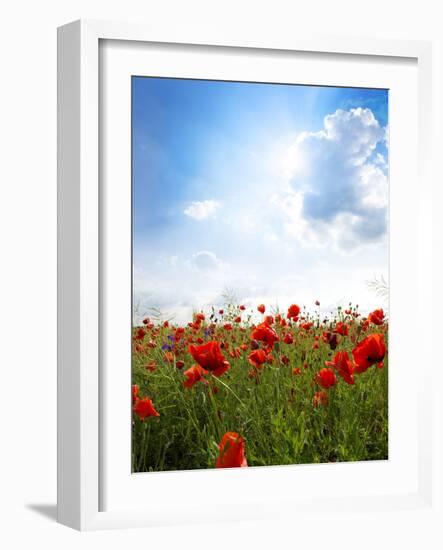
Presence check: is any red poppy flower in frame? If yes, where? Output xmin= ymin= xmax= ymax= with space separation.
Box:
xmin=239 ymin=305 xmax=246 ymax=311
xmin=218 ymin=309 xmax=224 ymax=315
xmin=133 ymin=397 xmax=160 ymax=419
xmin=223 ymin=323 xmax=233 ymax=331
xmin=325 ymin=351 xmax=355 ymax=385
xmin=315 ymin=300 xmax=320 ymax=306
xmin=316 ymin=367 xmax=337 ymax=389
xmin=234 ymin=316 xmax=241 ymax=323
xmin=292 ymin=367 xmax=301 ymax=375
xmin=368 ymin=308 xmax=385 ymax=326
xmin=334 ymin=322 xmax=349 ymax=336
xmin=163 ymin=320 xmax=169 ymax=328
xmin=352 ymin=333 xmax=387 ymax=373
xmin=301 ymin=321 xmax=314 ymax=331
xmin=313 ymin=390 xmax=328 ymax=407
xmin=257 ymin=304 xmax=266 ymax=314
xmin=183 ymin=365 xmax=208 ymax=388
xmin=145 ymin=362 xmax=157 ymax=372
xmin=175 ymin=360 xmax=185 ymax=370
xmin=188 ymin=340 xmax=230 ymax=377
xmin=361 ymin=319 xmax=370 ymax=332
xmin=287 ymin=304 xmax=301 ymax=320
xmin=283 ymin=333 xmax=294 ymax=345
xmin=132 ymin=384 xmax=139 ymax=404
xmin=264 ymin=315 xmax=274 ymax=325
xmin=216 ymin=432 xmax=248 ymax=468
xmin=194 ymin=312 xmax=205 ymax=323
xmin=174 ymin=327 xmax=185 ymax=341
xmin=135 ymin=327 xmax=146 ymax=341
xmin=248 ymin=349 xmax=268 ymax=368
xmin=251 ymin=322 xmax=279 ymax=349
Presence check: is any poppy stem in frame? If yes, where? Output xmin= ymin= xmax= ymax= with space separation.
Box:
xmin=215 ymin=377 xmax=246 ymax=408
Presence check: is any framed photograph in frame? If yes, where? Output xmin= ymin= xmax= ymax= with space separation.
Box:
xmin=57 ymin=19 xmax=434 ymax=531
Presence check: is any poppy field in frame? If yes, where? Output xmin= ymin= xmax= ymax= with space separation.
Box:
xmin=132 ymin=302 xmax=388 ymax=472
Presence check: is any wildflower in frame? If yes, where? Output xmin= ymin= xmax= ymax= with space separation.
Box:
xmin=316 ymin=368 xmax=337 ymax=389
xmin=335 ymin=322 xmax=349 ymax=336
xmin=368 ymin=308 xmax=385 ymax=326
xmin=325 ymin=351 xmax=355 ymax=385
xmin=251 ymin=322 xmax=279 ymax=349
xmin=283 ymin=333 xmax=294 ymax=345
xmin=313 ymin=390 xmax=328 ymax=407
xmin=361 ymin=319 xmax=370 ymax=332
xmin=257 ymin=304 xmax=266 ymax=314
xmin=132 ymin=384 xmax=139 ymax=404
xmin=133 ymin=397 xmax=160 ymax=420
xmin=352 ymin=333 xmax=386 ymax=373
xmin=323 ymin=331 xmax=339 ymax=350
xmin=216 ymin=432 xmax=248 ymax=468
xmin=175 ymin=360 xmax=185 ymax=370
xmin=183 ymin=365 xmax=208 ymax=388
xmin=135 ymin=327 xmax=146 ymax=341
xmin=250 ymin=339 xmax=259 ymax=350
xmin=287 ymin=304 xmax=301 ymax=320
xmin=188 ymin=341 xmax=230 ymax=377
xmin=175 ymin=327 xmax=185 ymax=340
xmin=239 ymin=305 xmax=246 ymax=311
xmin=292 ymin=367 xmax=302 ymax=375
xmin=248 ymin=349 xmax=268 ymax=368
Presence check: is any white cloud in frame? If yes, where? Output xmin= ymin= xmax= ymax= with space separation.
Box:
xmin=183 ymin=199 xmax=220 ymax=220
xmin=274 ymin=108 xmax=388 ymax=250
xmin=190 ymin=250 xmax=222 ymax=271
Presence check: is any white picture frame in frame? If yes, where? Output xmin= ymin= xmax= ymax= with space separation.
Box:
xmin=57 ymin=19 xmax=434 ymax=532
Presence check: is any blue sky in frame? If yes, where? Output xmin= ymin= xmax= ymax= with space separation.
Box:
xmin=132 ymin=77 xmax=388 ymax=323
